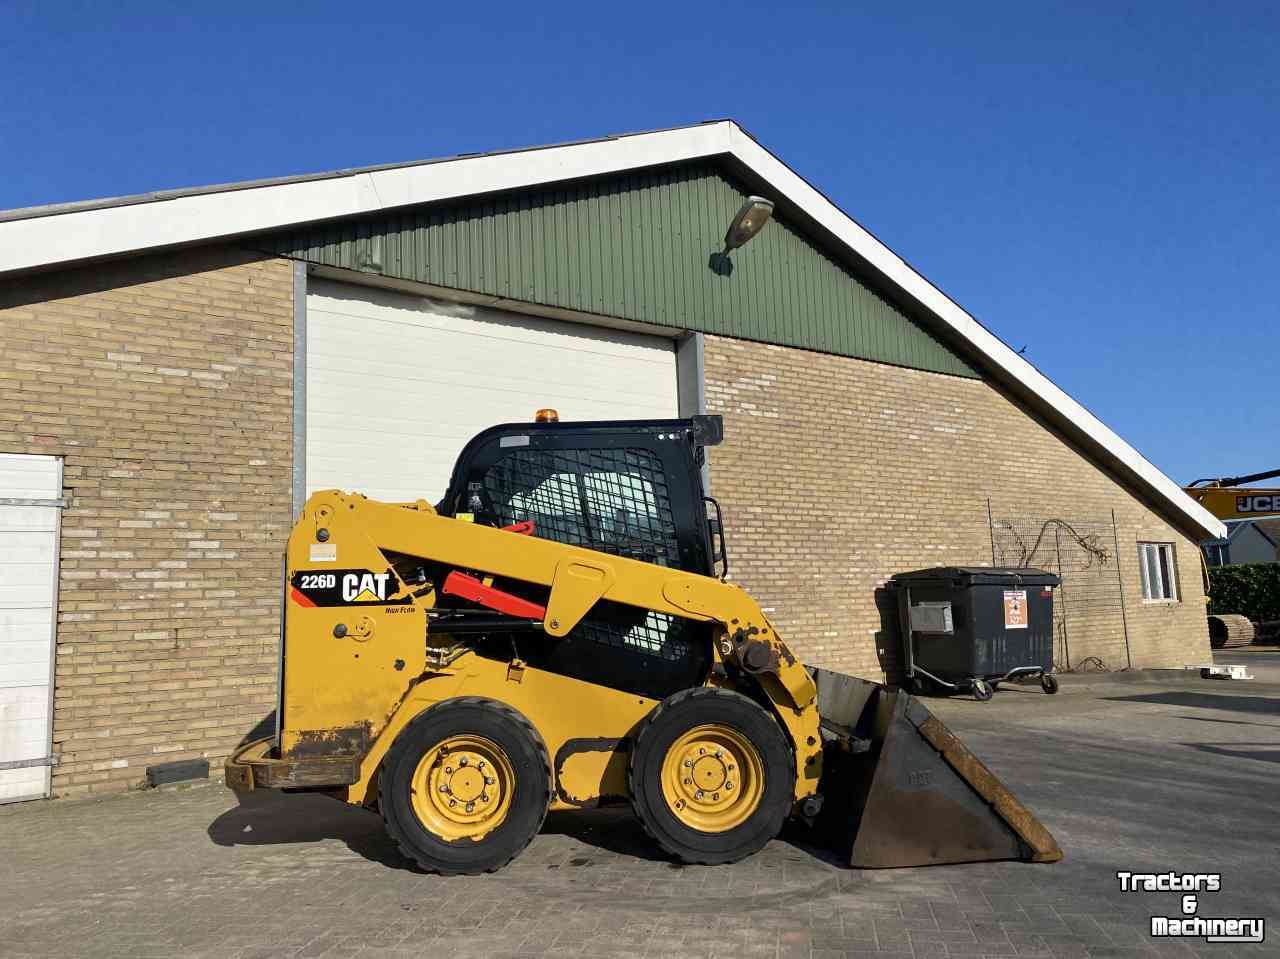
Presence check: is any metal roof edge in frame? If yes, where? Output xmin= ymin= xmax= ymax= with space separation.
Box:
xmin=0 ymin=121 xmax=737 ymax=278
xmin=0 ymin=119 xmax=733 ymax=225
xmin=1227 ymin=519 xmax=1280 ymax=547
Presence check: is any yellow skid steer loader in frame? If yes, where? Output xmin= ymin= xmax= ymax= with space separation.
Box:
xmin=226 ymin=414 xmax=1061 ymax=874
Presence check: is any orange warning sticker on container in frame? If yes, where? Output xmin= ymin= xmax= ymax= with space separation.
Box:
xmin=1003 ymin=589 xmax=1028 ymax=629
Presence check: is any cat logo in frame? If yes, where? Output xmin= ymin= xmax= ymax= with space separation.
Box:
xmin=289 ymin=568 xmax=412 ymax=607
xmin=343 ymin=571 xmax=391 ymax=603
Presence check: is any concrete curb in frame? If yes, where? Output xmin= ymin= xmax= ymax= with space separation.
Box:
xmin=1048 ymin=647 xmax=1280 ymax=686
xmin=1053 ymin=668 xmax=1210 ymax=685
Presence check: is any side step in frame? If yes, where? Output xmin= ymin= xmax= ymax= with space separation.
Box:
xmin=810 ymin=667 xmax=1063 ymax=868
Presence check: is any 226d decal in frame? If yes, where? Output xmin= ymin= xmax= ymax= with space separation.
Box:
xmin=290 ymin=568 xmax=412 ymax=607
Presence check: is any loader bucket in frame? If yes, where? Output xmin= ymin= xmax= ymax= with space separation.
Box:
xmin=810 ymin=667 xmax=1062 ymax=868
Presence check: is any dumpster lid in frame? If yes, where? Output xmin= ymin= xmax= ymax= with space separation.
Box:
xmin=892 ymin=566 xmax=1061 ymax=587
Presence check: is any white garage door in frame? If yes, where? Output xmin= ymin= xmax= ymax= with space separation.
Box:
xmin=0 ymin=454 xmax=61 ymax=803
xmin=306 ymin=279 xmax=680 ymax=502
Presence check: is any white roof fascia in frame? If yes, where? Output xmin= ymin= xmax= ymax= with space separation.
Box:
xmin=0 ymin=123 xmax=733 ymax=278
xmin=0 ymin=120 xmax=1225 ymax=540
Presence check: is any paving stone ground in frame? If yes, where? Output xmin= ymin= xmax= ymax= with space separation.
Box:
xmin=2 ymin=665 xmax=1277 ymax=959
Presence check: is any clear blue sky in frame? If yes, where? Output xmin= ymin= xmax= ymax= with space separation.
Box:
xmin=2 ymin=2 xmax=1275 ymax=485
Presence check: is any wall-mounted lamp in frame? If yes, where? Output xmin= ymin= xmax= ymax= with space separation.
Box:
xmin=723 ymin=196 xmax=774 ymax=252
xmin=710 ymin=196 xmax=774 ymax=275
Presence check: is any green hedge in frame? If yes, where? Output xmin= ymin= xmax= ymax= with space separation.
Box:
xmin=1208 ymin=563 xmax=1280 ymax=623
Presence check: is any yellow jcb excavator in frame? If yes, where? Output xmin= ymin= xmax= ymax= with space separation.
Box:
xmin=1185 ymin=468 xmax=1280 ymax=647
xmin=1184 ymin=468 xmax=1280 ymax=522
xmin=226 ymin=413 xmax=1061 ymax=874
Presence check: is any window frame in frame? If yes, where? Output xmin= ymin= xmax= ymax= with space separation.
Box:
xmin=1202 ymin=542 xmax=1228 ymax=567
xmin=1137 ymin=541 xmax=1180 ymax=603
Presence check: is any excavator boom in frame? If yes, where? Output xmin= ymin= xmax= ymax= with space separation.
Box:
xmin=1184 ymin=467 xmax=1280 ymax=521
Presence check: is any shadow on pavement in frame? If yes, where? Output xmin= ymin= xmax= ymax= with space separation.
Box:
xmin=208 ymin=795 xmax=840 ymax=872
xmin=910 ymin=678 xmax=1050 ymax=701
xmin=1173 ymin=713 xmax=1280 ymax=729
xmin=1180 ymin=742 xmax=1280 ymax=765
xmin=1101 ymin=690 xmax=1279 ymax=715
xmin=540 ymin=806 xmax=670 ymax=863
xmin=540 ymin=806 xmax=837 ymax=867
xmin=208 ymin=791 xmax=680 ymax=869
xmin=207 ymin=789 xmax=421 ymax=872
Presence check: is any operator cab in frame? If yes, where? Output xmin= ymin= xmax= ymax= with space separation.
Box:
xmin=432 ymin=413 xmax=727 ymax=700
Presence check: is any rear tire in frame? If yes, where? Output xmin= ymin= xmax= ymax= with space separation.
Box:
xmin=379 ymin=697 xmax=551 ymax=875
xmin=628 ymin=687 xmax=794 ymax=865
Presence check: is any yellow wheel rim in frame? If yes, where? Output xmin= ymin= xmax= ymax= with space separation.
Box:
xmin=409 ymin=735 xmax=515 ymax=842
xmin=660 ymin=724 xmax=764 ymax=833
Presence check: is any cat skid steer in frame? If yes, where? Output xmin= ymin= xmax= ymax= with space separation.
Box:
xmin=226 ymin=414 xmax=1061 ymax=874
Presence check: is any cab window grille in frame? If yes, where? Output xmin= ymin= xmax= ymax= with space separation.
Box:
xmin=573 ymin=602 xmax=689 ymax=662
xmin=483 ymin=447 xmax=680 ymax=567
xmin=481 ymin=446 xmax=690 ymax=662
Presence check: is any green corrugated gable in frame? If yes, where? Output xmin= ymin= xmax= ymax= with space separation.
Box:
xmin=256 ymin=163 xmax=977 ymax=378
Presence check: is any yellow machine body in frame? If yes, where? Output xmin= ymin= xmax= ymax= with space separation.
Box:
xmin=261 ymin=491 xmax=820 ymax=811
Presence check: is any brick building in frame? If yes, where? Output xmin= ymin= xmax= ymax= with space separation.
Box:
xmin=0 ymin=121 xmax=1224 ymax=800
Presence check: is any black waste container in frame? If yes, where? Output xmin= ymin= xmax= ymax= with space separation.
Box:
xmin=891 ymin=566 xmax=1061 ymax=701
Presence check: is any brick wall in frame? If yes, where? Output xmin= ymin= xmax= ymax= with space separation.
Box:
xmin=0 ymin=248 xmax=293 ymax=797
xmin=0 ymin=248 xmax=1212 ymax=796
xmin=704 ymin=335 xmax=1211 ymax=680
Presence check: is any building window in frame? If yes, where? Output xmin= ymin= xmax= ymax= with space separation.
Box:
xmin=1202 ymin=542 xmax=1228 ymax=567
xmin=1138 ymin=542 xmax=1179 ymax=601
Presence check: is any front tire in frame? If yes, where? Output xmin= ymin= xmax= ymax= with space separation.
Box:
xmin=379 ymin=697 xmax=551 ymax=875
xmin=628 ymin=687 xmax=794 ymax=865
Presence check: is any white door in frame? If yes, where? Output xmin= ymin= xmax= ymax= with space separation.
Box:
xmin=306 ymin=279 xmax=680 ymax=502
xmin=0 ymin=454 xmax=61 ymax=803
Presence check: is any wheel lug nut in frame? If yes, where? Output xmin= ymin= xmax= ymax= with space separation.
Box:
xmin=725 ymin=781 xmax=734 ymax=790
xmin=683 ymin=760 xmax=692 ymax=768
xmin=713 ymin=793 xmax=719 ymax=801
xmin=715 ymin=750 xmax=723 ymax=759
xmin=484 ymin=776 xmax=495 ymax=785
xmin=477 ymin=760 xmax=485 ymax=770
xmin=449 ymin=799 xmax=456 ymax=807
xmin=466 ymin=802 xmax=475 ymax=813
xmin=444 ymin=766 xmax=453 ymax=774
xmin=695 ymin=790 xmax=705 ymax=799
xmin=683 ymin=777 xmax=691 ymax=785
xmin=480 ymin=793 xmax=489 ymax=802
xmin=459 ymin=757 xmax=468 ymax=766
xmin=699 ymin=747 xmax=706 ymax=755
xmin=438 ymin=784 xmax=450 ymax=794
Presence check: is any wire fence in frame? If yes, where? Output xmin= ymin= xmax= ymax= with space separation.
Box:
xmin=987 ymin=511 xmax=1132 ymax=670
